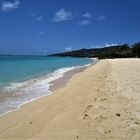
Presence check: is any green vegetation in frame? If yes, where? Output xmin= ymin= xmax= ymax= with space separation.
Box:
xmin=49 ymin=42 xmax=140 ymax=59
xmin=132 ymin=42 xmax=140 ymax=57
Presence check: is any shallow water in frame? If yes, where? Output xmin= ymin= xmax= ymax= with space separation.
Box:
xmin=0 ymin=56 xmax=94 ymax=115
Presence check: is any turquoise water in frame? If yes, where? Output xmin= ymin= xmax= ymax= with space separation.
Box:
xmin=0 ymin=56 xmax=93 ymax=87
xmin=0 ymin=56 xmax=94 ymax=115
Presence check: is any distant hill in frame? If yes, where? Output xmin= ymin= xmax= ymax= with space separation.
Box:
xmin=49 ymin=44 xmax=134 ymax=59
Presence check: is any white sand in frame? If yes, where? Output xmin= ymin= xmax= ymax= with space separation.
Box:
xmin=0 ymin=59 xmax=140 ymax=139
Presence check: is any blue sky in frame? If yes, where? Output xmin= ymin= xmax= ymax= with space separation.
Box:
xmin=0 ymin=0 xmax=140 ymax=55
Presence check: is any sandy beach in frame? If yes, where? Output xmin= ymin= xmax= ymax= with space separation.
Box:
xmin=0 ymin=59 xmax=140 ymax=140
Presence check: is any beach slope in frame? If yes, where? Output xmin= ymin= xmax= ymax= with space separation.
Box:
xmin=0 ymin=59 xmax=140 ymax=139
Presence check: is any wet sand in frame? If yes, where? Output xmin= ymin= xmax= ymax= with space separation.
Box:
xmin=50 ymin=66 xmax=87 ymax=91
xmin=0 ymin=59 xmax=140 ymax=139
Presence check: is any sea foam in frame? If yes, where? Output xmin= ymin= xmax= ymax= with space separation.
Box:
xmin=0 ymin=64 xmax=91 ymax=115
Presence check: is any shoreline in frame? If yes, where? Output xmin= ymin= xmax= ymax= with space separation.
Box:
xmin=50 ymin=59 xmax=97 ymax=91
xmin=0 ymin=61 xmax=95 ymax=117
xmin=0 ymin=59 xmax=140 ymax=139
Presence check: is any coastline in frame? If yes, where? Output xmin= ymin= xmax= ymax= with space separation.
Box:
xmin=0 ymin=59 xmax=140 ymax=139
xmin=0 ymin=60 xmax=95 ymax=116
xmin=50 ymin=59 xmax=97 ymax=91
xmin=50 ymin=66 xmax=87 ymax=91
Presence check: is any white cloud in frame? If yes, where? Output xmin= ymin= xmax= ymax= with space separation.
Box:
xmin=79 ymin=19 xmax=91 ymax=26
xmin=31 ymin=13 xmax=37 ymax=17
xmin=83 ymin=12 xmax=92 ymax=18
xmin=38 ymin=31 xmax=47 ymax=35
xmin=91 ymin=45 xmax=101 ymax=48
xmin=65 ymin=47 xmax=72 ymax=52
xmin=39 ymin=49 xmax=48 ymax=53
xmin=98 ymin=15 xmax=106 ymax=20
xmin=36 ymin=16 xmax=44 ymax=21
xmin=53 ymin=8 xmax=72 ymax=22
xmin=91 ymin=43 xmax=118 ymax=48
xmin=1 ymin=0 xmax=20 ymax=12
xmin=31 ymin=13 xmax=44 ymax=21
xmin=104 ymin=43 xmax=118 ymax=47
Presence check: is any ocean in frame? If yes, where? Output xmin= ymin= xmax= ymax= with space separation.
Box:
xmin=0 ymin=56 xmax=95 ymax=115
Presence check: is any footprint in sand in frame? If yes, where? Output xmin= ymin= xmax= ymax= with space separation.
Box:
xmin=87 ymin=105 xmax=93 ymax=110
xmin=93 ymin=98 xmax=98 ymax=102
xmin=93 ymin=98 xmax=107 ymax=102
xmin=82 ymin=105 xmax=93 ymax=120
xmin=29 ymin=121 xmax=33 ymax=124
xmin=100 ymin=98 xmax=107 ymax=101
xmin=97 ymin=89 xmax=100 ymax=92
xmin=135 ymin=121 xmax=140 ymax=125
xmin=76 ymin=136 xmax=79 ymax=139
xmin=104 ymin=129 xmax=111 ymax=135
xmin=128 ymin=128 xmax=136 ymax=137
xmin=83 ymin=114 xmax=89 ymax=120
xmin=95 ymin=115 xmax=108 ymax=122
xmin=130 ymin=118 xmax=140 ymax=125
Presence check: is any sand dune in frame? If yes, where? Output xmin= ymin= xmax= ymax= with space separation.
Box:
xmin=0 ymin=59 xmax=140 ymax=139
